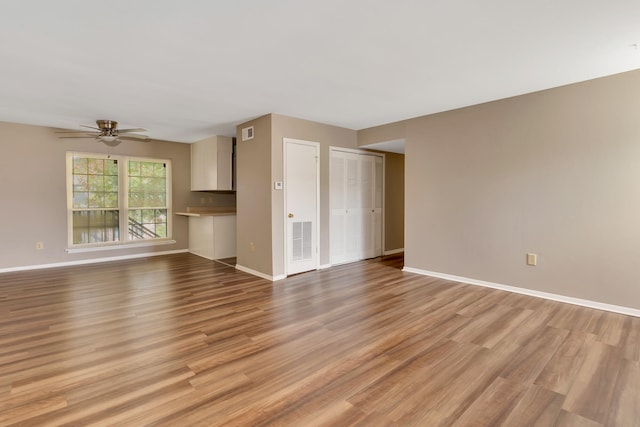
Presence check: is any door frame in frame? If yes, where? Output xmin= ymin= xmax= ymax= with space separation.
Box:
xmin=284 ymin=138 xmax=320 ymax=276
xmin=329 ymin=146 xmax=386 ymax=265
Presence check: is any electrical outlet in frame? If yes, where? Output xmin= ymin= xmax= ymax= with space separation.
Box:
xmin=526 ymin=253 xmax=537 ymax=266
xmin=249 ymin=242 xmax=255 ymax=252
xmin=35 ymin=241 xmax=44 ymax=250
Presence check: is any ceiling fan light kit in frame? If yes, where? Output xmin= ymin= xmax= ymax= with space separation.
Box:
xmin=100 ymin=135 xmax=121 ymax=147
xmin=57 ymin=119 xmax=150 ymax=146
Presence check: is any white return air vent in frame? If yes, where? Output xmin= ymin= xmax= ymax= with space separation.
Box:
xmin=241 ymin=126 xmax=254 ymax=141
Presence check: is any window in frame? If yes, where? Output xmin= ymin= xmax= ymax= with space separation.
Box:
xmin=67 ymin=152 xmax=172 ymax=249
xmin=127 ymin=160 xmax=169 ymax=241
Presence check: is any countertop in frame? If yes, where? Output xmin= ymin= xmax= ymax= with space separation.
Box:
xmin=175 ymin=207 xmax=236 ymax=217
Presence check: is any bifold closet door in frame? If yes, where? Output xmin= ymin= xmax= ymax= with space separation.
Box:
xmin=330 ymin=150 xmax=382 ymax=265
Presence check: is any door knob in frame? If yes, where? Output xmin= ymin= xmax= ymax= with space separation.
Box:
xmin=288 ymin=213 xmax=294 ymax=218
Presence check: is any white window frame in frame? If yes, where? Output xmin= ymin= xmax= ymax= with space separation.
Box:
xmin=65 ymin=152 xmax=174 ymax=253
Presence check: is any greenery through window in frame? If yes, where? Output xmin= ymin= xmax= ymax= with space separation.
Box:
xmin=128 ymin=161 xmax=168 ymax=240
xmin=67 ymin=153 xmax=172 ymax=247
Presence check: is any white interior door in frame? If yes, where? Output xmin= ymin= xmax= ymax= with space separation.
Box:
xmin=330 ymin=149 xmax=383 ymax=265
xmin=285 ymin=139 xmax=319 ymax=275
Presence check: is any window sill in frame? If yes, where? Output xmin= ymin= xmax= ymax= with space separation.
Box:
xmin=66 ymin=239 xmax=177 ymax=254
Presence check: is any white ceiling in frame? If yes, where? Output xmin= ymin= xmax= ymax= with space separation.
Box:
xmin=1 ymin=1 xmax=639 ymax=144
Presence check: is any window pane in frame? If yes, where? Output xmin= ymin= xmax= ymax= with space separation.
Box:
xmin=105 ymin=176 xmax=118 ymax=192
xmin=129 ymin=209 xmax=142 ymax=223
xmin=155 ymin=209 xmax=167 ymax=224
xmin=74 ymin=211 xmax=89 ymax=228
xmin=154 ymin=163 xmax=166 ymax=177
xmin=142 ymin=209 xmax=155 ymax=223
xmin=128 ymin=208 xmax=167 ymax=240
xmin=129 ymin=176 xmax=141 ymax=192
xmin=88 ymin=192 xmax=104 ymax=208
xmin=155 ymin=224 xmax=167 ymax=237
xmin=105 ymin=159 xmax=118 ymax=175
xmin=106 ymin=211 xmax=119 ymax=227
xmin=151 ymin=177 xmax=165 ymax=192
xmin=126 ymin=159 xmax=168 ymax=240
xmin=87 ymin=158 xmax=104 ymax=175
xmin=73 ymin=192 xmax=88 ymax=209
xmin=73 ymin=175 xmax=88 ymax=192
xmin=73 ymin=157 xmax=88 ymax=175
xmin=72 ymin=210 xmax=119 ymax=244
xmin=141 ymin=162 xmax=154 ymax=176
xmin=89 ymin=228 xmax=104 ymax=243
xmin=72 ymin=156 xmax=118 ymax=215
xmin=88 ymin=175 xmax=104 ymax=192
xmin=104 ymin=192 xmax=118 ymax=208
xmin=143 ymin=193 xmax=165 ymax=207
xmin=129 ymin=192 xmax=143 ymax=207
xmin=128 ymin=161 xmax=140 ymax=176
xmin=88 ymin=210 xmax=103 ymax=226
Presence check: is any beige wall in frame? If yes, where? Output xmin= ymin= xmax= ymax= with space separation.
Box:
xmin=270 ymin=114 xmax=359 ymax=277
xmin=236 ymin=113 xmax=406 ymax=278
xmin=236 ymin=114 xmax=273 ymax=275
xmin=384 ymin=152 xmax=404 ymax=251
xmin=357 ymin=120 xmax=406 ymax=148
xmin=392 ymin=69 xmax=640 ymax=310
xmin=0 ymin=121 xmax=191 ymax=270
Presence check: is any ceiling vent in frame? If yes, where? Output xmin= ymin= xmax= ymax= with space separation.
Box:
xmin=241 ymin=126 xmax=254 ymax=141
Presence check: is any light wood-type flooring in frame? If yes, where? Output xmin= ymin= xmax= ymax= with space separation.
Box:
xmin=0 ymin=253 xmax=638 ymax=426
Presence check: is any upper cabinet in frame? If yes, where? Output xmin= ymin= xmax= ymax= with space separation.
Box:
xmin=191 ymin=136 xmax=234 ymax=191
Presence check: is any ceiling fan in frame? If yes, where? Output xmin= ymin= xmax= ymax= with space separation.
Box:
xmin=57 ymin=120 xmax=150 ymax=147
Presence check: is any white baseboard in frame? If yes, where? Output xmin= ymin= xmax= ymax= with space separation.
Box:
xmin=0 ymin=249 xmax=189 ymax=274
xmin=319 ymin=264 xmax=332 ymax=270
xmin=402 ymin=266 xmax=640 ymax=318
xmin=384 ymin=248 xmax=404 ymax=256
xmin=235 ymin=264 xmax=286 ymax=281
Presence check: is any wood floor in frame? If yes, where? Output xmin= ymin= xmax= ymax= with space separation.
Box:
xmin=0 ymin=253 xmax=638 ymax=426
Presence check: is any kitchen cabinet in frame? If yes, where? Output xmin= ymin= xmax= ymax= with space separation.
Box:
xmin=184 ymin=213 xmax=236 ymax=260
xmin=191 ymin=135 xmax=233 ymax=191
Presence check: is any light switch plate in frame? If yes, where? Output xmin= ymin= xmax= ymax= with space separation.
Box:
xmin=526 ymin=253 xmax=537 ymax=266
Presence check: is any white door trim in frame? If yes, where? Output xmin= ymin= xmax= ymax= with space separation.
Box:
xmin=284 ymin=138 xmax=320 ymax=276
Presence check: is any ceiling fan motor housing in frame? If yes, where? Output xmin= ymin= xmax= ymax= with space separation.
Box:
xmin=97 ymin=120 xmax=118 ymax=136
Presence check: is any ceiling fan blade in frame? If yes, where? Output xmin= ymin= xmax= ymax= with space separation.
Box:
xmin=118 ymin=134 xmax=150 ymax=141
xmin=58 ymin=135 xmax=98 ymax=139
xmin=58 ymin=120 xmax=150 ymax=143
xmin=56 ymin=130 xmax=99 ymax=134
xmin=118 ymin=128 xmax=147 ymax=133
